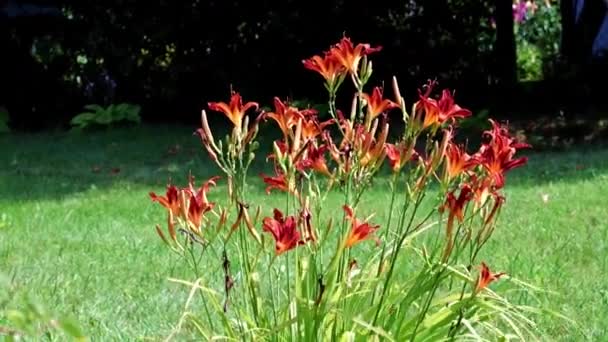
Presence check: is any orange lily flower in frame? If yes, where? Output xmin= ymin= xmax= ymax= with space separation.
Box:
xmin=343 ymin=205 xmax=380 ymax=248
xmin=385 ymin=142 xmax=417 ymax=173
xmin=261 ymin=173 xmax=288 ymax=194
xmin=440 ymin=185 xmax=474 ymax=224
xmin=263 ymin=209 xmax=304 ymax=255
xmin=208 ymin=92 xmax=259 ymax=128
xmin=362 ymin=87 xmax=398 ymax=123
xmin=260 ymin=166 xmax=296 ymax=195
xmin=297 ymin=144 xmax=332 ymax=176
xmin=417 ymin=81 xmax=471 ymax=129
xmin=329 ymin=37 xmax=382 ymax=75
xmin=355 ymin=122 xmax=388 ymax=168
xmin=476 ymin=120 xmax=529 ymax=188
xmin=301 ymin=117 xmax=334 ymax=141
xmin=183 ymin=176 xmax=219 ymax=231
xmin=475 ymin=262 xmax=506 ymax=293
xmin=265 ymin=97 xmax=307 ymax=138
xmin=468 ymin=174 xmax=493 ymax=207
xmin=302 ymin=53 xmax=346 ymax=90
xmin=444 ymin=142 xmax=478 ymax=182
xmin=149 ymin=184 xmax=181 ymax=218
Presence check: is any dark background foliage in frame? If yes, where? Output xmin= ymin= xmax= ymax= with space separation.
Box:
xmin=1 ymin=0 xmax=607 ymax=130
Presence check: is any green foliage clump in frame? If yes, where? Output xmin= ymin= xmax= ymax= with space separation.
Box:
xmin=70 ymin=103 xmax=141 ymax=130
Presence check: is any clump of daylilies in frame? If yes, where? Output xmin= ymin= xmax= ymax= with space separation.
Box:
xmin=150 ymin=37 xmax=537 ymax=340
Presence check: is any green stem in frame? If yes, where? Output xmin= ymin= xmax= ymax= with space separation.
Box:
xmin=186 ymin=245 xmax=217 ymax=332
xmin=409 ymin=267 xmax=445 ymax=341
xmin=371 ymin=173 xmax=398 ymax=306
xmin=372 ymin=190 xmax=423 ymax=326
xmin=267 ymin=256 xmax=279 ymax=342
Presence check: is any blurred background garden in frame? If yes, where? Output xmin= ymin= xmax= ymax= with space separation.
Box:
xmin=1 ymin=0 xmax=608 ymax=340
xmin=3 ymin=0 xmax=608 ymax=139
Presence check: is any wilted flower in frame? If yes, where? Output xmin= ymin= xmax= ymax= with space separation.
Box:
xmin=299 ymin=198 xmax=317 ymax=243
xmin=208 ymin=92 xmax=259 ymax=129
xmin=343 ymin=205 xmax=380 ymax=248
xmin=230 ymin=202 xmax=262 ymax=244
xmin=263 ymin=209 xmax=304 ymax=255
xmin=439 ymin=184 xmax=474 ymax=260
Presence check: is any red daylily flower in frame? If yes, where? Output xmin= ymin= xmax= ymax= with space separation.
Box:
xmin=260 ymin=167 xmax=293 ymax=194
xmin=208 ymin=92 xmax=259 ymax=128
xmin=322 ymin=130 xmax=353 ymax=174
xmin=265 ymin=97 xmax=310 ymax=138
xmin=343 ymin=205 xmax=380 ymax=248
xmin=149 ymin=184 xmax=181 ymax=218
xmin=302 ymin=53 xmax=346 ymax=89
xmin=475 ymin=262 xmax=506 ymax=293
xmin=362 ymin=87 xmax=399 ymax=122
xmin=476 ymin=120 xmax=529 ymax=188
xmin=444 ymin=142 xmax=478 ymax=181
xmin=354 ymin=123 xmax=388 ymax=168
xmin=297 ymin=144 xmax=332 ymax=176
xmin=301 ymin=117 xmax=334 ymax=141
xmin=468 ymin=174 xmax=493 ymax=206
xmin=183 ymin=176 xmax=220 ymax=231
xmin=417 ymin=82 xmax=471 ymax=129
xmin=263 ymin=209 xmax=304 ymax=255
xmin=329 ymin=37 xmax=382 ymax=75
xmin=385 ymin=142 xmax=417 ymax=173
xmin=440 ymin=184 xmax=474 ymax=224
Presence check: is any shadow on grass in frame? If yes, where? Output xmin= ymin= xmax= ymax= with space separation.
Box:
xmin=1 ymin=124 xmax=607 ymax=202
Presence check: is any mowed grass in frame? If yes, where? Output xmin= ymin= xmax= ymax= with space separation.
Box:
xmin=0 ymin=125 xmax=607 ymax=340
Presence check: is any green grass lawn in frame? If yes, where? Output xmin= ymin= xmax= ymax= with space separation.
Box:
xmin=1 ymin=125 xmax=607 ymax=340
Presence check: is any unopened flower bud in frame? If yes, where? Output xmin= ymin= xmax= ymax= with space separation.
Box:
xmin=392 ymin=76 xmax=403 ymax=107
xmin=201 ymin=110 xmax=219 ymax=152
xmin=272 ymin=140 xmax=284 ymax=162
xmin=350 ymin=94 xmax=358 ymax=122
